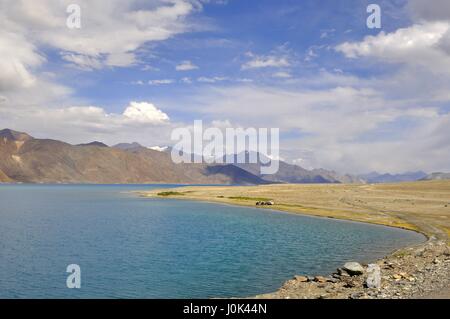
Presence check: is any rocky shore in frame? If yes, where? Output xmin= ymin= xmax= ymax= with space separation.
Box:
xmin=253 ymin=238 xmax=450 ymax=299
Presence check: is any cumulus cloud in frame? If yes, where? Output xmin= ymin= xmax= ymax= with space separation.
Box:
xmin=123 ymin=102 xmax=169 ymax=124
xmin=0 ymin=101 xmax=172 ymax=145
xmin=176 ymin=60 xmax=199 ymax=71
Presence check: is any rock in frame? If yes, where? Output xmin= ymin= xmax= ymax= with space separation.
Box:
xmin=328 ymin=277 xmax=340 ymax=283
xmin=343 ymin=278 xmax=357 ymax=288
xmin=337 ymin=267 xmax=351 ymax=276
xmin=314 ymin=276 xmax=328 ymax=283
xmin=343 ymin=262 xmax=365 ymax=276
xmin=349 ymin=292 xmax=364 ymax=299
xmin=365 ymin=264 xmax=381 ymax=289
xmin=294 ymin=275 xmax=308 ymax=282
xmin=306 ymin=276 xmax=315 ymax=282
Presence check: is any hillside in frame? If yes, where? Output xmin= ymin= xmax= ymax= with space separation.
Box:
xmin=0 ymin=129 xmax=265 ymax=185
xmin=231 ymin=151 xmax=362 ymax=184
xmin=0 ymin=129 xmax=360 ymax=185
xmin=2 ymin=128 xmax=436 ymax=185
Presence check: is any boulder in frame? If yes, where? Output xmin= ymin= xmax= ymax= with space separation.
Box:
xmin=342 ymin=262 xmax=365 ymax=276
xmin=294 ymin=275 xmax=308 ymax=282
xmin=365 ymin=264 xmax=381 ymax=289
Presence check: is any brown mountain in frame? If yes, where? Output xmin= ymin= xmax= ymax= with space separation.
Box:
xmin=231 ymin=151 xmax=362 ymax=184
xmin=0 ymin=129 xmax=265 ymax=185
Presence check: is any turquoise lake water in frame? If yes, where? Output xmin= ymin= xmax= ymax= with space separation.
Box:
xmin=0 ymin=184 xmax=425 ymax=298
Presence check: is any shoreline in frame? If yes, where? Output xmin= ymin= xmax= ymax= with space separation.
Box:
xmin=252 ymin=237 xmax=449 ymax=299
xmin=139 ymin=181 xmax=450 ymax=299
xmin=139 ymin=192 xmax=429 ymax=237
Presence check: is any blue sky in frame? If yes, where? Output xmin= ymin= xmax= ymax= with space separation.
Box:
xmin=64 ymin=0 xmax=410 ymax=113
xmin=0 ymin=0 xmax=449 ymax=174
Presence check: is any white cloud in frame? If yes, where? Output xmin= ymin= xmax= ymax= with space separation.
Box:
xmin=176 ymin=60 xmax=199 ymax=71
xmin=242 ymin=52 xmax=290 ymax=70
xmin=180 ymin=83 xmax=449 ymax=173
xmin=148 ymin=79 xmax=175 ymax=85
xmin=0 ymin=30 xmax=45 ymax=90
xmin=131 ymin=80 xmax=145 ymax=86
xmin=181 ymin=77 xmax=193 ymax=84
xmin=336 ymin=22 xmax=450 ymax=74
xmin=304 ymin=48 xmax=318 ymax=62
xmin=235 ymin=78 xmax=253 ymax=83
xmin=272 ymin=71 xmax=292 ymax=78
xmin=0 ymin=0 xmax=197 ymax=70
xmin=197 ymin=76 xmax=228 ymax=83
xmin=0 ymin=0 xmax=199 ymax=120
xmin=60 ymin=52 xmax=102 ymax=71
xmin=408 ymin=0 xmax=450 ymax=22
xmin=0 ymin=101 xmax=173 ymax=146
xmin=123 ymin=101 xmax=169 ymax=124
xmin=320 ymin=29 xmax=335 ymax=39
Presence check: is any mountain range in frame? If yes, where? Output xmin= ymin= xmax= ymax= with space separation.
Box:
xmin=420 ymin=172 xmax=450 ymax=181
xmin=0 ymin=129 xmax=447 ymax=185
xmin=0 ymin=129 xmax=265 ymax=185
xmin=358 ymin=171 xmax=428 ymax=183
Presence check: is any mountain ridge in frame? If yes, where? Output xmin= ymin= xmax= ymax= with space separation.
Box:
xmin=1 ymin=129 xmax=442 ymax=185
xmin=0 ymin=129 xmax=267 ymax=185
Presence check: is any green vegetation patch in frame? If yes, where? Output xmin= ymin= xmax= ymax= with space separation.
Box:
xmin=157 ymin=191 xmax=186 ymax=197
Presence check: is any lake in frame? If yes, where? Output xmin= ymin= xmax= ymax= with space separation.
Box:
xmin=0 ymin=184 xmax=425 ymax=298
